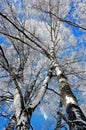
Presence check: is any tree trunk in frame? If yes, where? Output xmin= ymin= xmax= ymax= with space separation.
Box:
xmin=13 ymin=68 xmax=52 ymax=130
xmin=13 ymin=80 xmax=31 ymax=130
xmin=57 ymin=72 xmax=86 ymax=130
xmin=16 ymin=109 xmax=31 ymax=130
xmin=50 ymin=46 xmax=86 ymax=130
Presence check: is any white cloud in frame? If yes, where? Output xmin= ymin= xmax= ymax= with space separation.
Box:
xmin=40 ymin=107 xmax=48 ymax=120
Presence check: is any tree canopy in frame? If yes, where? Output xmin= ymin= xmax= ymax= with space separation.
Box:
xmin=0 ymin=0 xmax=86 ymax=130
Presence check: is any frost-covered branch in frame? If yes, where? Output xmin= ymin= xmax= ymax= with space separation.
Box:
xmin=0 ymin=12 xmax=50 ymax=58
xmin=33 ymin=5 xmax=86 ymax=31
xmin=29 ymin=67 xmax=52 ymax=109
xmin=24 ymin=67 xmax=42 ymax=105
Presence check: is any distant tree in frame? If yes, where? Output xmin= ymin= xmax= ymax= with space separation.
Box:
xmin=0 ymin=0 xmax=86 ymax=130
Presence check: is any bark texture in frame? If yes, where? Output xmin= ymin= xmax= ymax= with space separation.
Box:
xmin=16 ymin=109 xmax=31 ymax=130
xmin=13 ymin=80 xmax=31 ymax=130
xmin=50 ymin=45 xmax=86 ymax=130
xmin=13 ymin=67 xmax=52 ymax=130
xmin=58 ymin=73 xmax=86 ymax=130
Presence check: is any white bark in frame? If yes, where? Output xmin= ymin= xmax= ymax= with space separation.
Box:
xmin=13 ymin=80 xmax=30 ymax=130
xmin=16 ymin=109 xmax=30 ymax=130
xmin=29 ymin=67 xmax=52 ymax=109
xmin=50 ymin=44 xmax=78 ymax=107
xmin=50 ymin=45 xmax=86 ymax=130
xmin=14 ymin=88 xmax=22 ymax=120
xmin=14 ymin=87 xmax=30 ymax=130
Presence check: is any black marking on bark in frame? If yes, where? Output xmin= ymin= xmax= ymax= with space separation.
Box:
xmin=66 ymin=104 xmax=86 ymax=130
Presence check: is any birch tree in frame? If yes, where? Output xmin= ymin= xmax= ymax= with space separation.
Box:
xmin=0 ymin=0 xmax=86 ymax=130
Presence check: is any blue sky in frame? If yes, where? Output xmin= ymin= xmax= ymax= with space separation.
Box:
xmin=0 ymin=1 xmax=86 ymax=130
xmin=31 ymin=110 xmax=55 ymax=130
xmin=0 ymin=24 xmax=86 ymax=130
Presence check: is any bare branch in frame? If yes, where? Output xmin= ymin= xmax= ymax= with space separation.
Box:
xmin=33 ymin=6 xmax=86 ymax=31
xmin=47 ymin=87 xmax=61 ymax=96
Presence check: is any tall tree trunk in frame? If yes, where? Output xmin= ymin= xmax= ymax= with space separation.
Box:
xmin=50 ymin=45 xmax=86 ymax=130
xmin=13 ymin=80 xmax=30 ymax=130
xmin=16 ymin=109 xmax=31 ymax=130
xmin=13 ymin=68 xmax=52 ymax=130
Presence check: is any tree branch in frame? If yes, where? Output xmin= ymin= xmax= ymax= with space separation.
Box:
xmin=47 ymin=87 xmax=61 ymax=96
xmin=28 ymin=67 xmax=53 ymax=109
xmin=0 ymin=12 xmax=50 ymax=58
xmin=33 ymin=5 xmax=86 ymax=31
